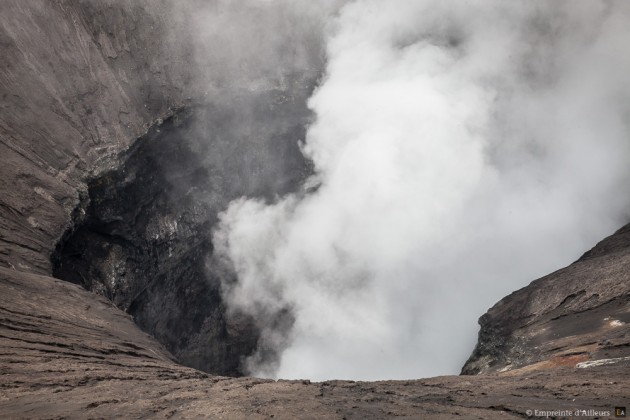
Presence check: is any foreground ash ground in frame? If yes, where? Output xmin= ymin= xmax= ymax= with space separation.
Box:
xmin=1 ymin=227 xmax=629 ymax=418
xmin=1 ymin=1 xmax=629 ymax=418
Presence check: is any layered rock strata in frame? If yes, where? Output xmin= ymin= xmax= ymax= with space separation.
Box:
xmin=463 ymin=223 xmax=630 ymax=375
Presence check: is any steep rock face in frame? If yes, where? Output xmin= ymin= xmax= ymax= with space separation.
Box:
xmin=462 ymin=222 xmax=630 ymax=375
xmin=0 ymin=0 xmax=192 ymax=275
xmin=1 ymin=1 xmax=317 ymax=376
xmin=51 ymin=91 xmax=314 ymax=376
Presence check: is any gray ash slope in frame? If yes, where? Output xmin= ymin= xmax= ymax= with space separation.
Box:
xmin=1 ymin=243 xmax=629 ymax=418
xmin=0 ymin=0 xmax=194 ymax=275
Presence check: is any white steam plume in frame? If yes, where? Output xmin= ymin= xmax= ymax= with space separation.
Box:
xmin=214 ymin=0 xmax=630 ymax=381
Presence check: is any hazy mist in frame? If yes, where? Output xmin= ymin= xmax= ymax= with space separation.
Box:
xmin=208 ymin=0 xmax=630 ymax=380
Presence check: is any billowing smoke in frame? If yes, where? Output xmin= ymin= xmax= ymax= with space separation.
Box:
xmin=213 ymin=0 xmax=630 ymax=381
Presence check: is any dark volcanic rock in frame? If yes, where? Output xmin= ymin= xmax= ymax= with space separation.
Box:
xmin=1 ymin=0 xmax=316 ymax=376
xmin=51 ymin=92 xmax=314 ymax=376
xmin=462 ymin=222 xmax=630 ymax=375
xmin=0 ymin=0 xmax=192 ymax=275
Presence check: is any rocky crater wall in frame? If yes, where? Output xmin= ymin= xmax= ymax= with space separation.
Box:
xmin=463 ymin=223 xmax=630 ymax=375
xmin=1 ymin=0 xmax=321 ymax=376
xmin=1 ymin=0 xmax=628 ymax=397
xmin=0 ymin=0 xmax=194 ymax=275
xmin=51 ymin=89 xmax=316 ymax=375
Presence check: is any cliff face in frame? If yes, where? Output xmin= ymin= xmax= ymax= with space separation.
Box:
xmin=462 ymin=223 xmax=630 ymax=375
xmin=0 ymin=0 xmax=214 ymax=372
xmin=1 ymin=0 xmax=315 ymax=376
xmin=0 ymin=0 xmax=192 ymax=275
xmin=50 ymin=93 xmax=314 ymax=376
